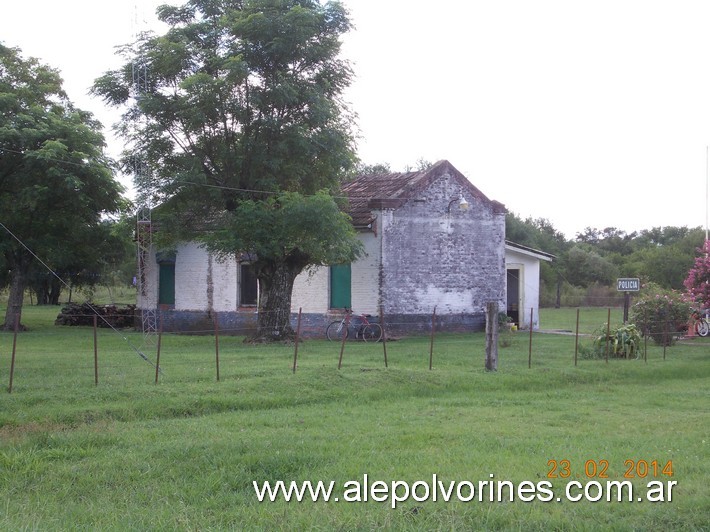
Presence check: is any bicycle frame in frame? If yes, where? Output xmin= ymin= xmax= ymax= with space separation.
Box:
xmin=326 ymin=308 xmax=382 ymax=342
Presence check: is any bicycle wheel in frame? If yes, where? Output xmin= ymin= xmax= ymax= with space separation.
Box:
xmin=361 ymin=323 xmax=382 ymax=342
xmin=697 ymin=319 xmax=710 ymax=337
xmin=326 ymin=320 xmax=348 ymax=341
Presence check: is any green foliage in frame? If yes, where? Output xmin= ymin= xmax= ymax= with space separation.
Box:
xmin=564 ymin=245 xmax=618 ymax=286
xmin=504 ymin=215 xmax=706 ymax=306
xmin=0 ymin=44 xmax=124 ymax=326
xmin=505 ymin=213 xmax=569 ymax=257
xmin=93 ymin=0 xmax=356 ymax=204
xmin=497 ymin=311 xmax=512 ymax=325
xmin=200 ymin=190 xmax=363 ymax=270
xmin=92 ymin=0 xmax=360 ymax=338
xmin=630 ymin=284 xmax=692 ymax=345
xmin=590 ymin=322 xmax=641 ymax=358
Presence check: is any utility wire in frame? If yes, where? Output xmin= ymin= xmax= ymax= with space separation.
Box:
xmin=0 ymin=219 xmax=162 ymax=373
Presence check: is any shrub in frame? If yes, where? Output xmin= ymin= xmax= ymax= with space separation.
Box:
xmin=590 ymin=323 xmax=641 ymax=358
xmin=630 ymin=284 xmax=692 ymax=346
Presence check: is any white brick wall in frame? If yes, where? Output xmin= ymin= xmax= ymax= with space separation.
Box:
xmin=378 ymin=172 xmax=506 ymax=316
xmin=291 ymin=230 xmax=381 ymax=315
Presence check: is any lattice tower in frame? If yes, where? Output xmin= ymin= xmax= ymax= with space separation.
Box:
xmin=132 ymin=8 xmax=156 ymax=343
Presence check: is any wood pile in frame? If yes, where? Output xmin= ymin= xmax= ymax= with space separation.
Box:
xmin=55 ymin=302 xmax=137 ymax=328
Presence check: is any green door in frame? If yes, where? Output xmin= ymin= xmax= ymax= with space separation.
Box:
xmin=330 ymin=264 xmax=351 ymax=309
xmin=158 ymin=263 xmax=175 ymax=306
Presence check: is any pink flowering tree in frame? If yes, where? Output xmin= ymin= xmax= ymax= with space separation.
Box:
xmin=683 ymin=239 xmax=710 ymax=309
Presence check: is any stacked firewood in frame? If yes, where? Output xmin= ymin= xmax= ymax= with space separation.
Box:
xmin=55 ymin=302 xmax=137 ymax=328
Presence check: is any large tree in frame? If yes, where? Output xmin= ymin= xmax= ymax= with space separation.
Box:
xmin=93 ymin=0 xmax=363 ymax=341
xmin=0 ymin=44 xmax=125 ymax=330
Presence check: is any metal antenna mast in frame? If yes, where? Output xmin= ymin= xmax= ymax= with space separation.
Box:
xmin=132 ymin=5 xmax=157 ymax=345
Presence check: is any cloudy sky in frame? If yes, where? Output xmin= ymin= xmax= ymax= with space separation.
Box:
xmin=3 ymin=0 xmax=710 ymax=238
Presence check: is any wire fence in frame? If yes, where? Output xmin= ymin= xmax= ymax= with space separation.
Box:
xmin=1 ymin=305 xmax=707 ymax=393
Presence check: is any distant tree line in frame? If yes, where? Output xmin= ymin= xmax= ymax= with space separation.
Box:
xmin=505 ymin=213 xmax=707 ymax=307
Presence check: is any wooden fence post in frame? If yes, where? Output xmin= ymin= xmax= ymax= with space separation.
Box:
xmin=485 ymin=302 xmax=498 ymax=371
xmin=528 ymin=307 xmax=533 ymax=369
xmin=574 ymin=308 xmax=580 ymax=367
xmin=93 ymin=315 xmax=99 ymax=386
xmin=155 ymin=314 xmax=163 ymax=384
xmin=605 ymin=308 xmax=611 ymax=363
xmin=8 ymin=314 xmax=19 ymax=393
xmin=293 ymin=308 xmax=302 ymax=374
xmin=429 ymin=307 xmax=437 ymax=370
xmin=379 ymin=305 xmax=388 ymax=368
xmin=214 ymin=314 xmax=220 ymax=382
xmin=337 ymin=311 xmax=350 ymax=370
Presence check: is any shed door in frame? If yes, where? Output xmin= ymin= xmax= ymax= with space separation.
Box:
xmin=506 ymin=268 xmax=520 ymax=325
xmin=330 ymin=264 xmax=351 ymax=309
xmin=158 ymin=263 xmax=175 ymax=306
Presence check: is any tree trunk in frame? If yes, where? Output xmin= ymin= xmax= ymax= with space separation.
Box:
xmin=253 ymin=258 xmax=305 ymax=342
xmin=3 ymin=268 xmax=26 ymax=331
xmin=48 ymin=277 xmax=61 ymax=305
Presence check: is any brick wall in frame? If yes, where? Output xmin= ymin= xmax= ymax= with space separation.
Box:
xmin=379 ymin=171 xmax=505 ymax=327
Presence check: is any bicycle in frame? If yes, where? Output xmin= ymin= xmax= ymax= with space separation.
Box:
xmin=326 ymin=308 xmax=383 ymax=342
xmin=692 ymin=308 xmax=709 ymax=337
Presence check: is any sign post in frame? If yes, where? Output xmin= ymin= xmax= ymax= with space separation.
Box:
xmin=617 ymin=278 xmax=640 ymax=323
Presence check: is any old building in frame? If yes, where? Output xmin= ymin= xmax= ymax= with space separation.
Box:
xmin=137 ymin=160 xmax=550 ymax=335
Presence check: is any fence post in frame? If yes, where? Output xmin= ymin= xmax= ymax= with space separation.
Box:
xmin=644 ymin=307 xmax=648 ymax=361
xmin=605 ymin=308 xmax=611 ymax=363
xmin=337 ymin=311 xmax=350 ymax=370
xmin=214 ymin=314 xmax=220 ymax=382
xmin=429 ymin=307 xmax=437 ymax=370
xmin=574 ymin=308 xmax=580 ymax=367
xmin=8 ymin=314 xmax=19 ymax=393
xmin=485 ymin=302 xmax=498 ymax=371
xmin=155 ymin=314 xmax=163 ymax=384
xmin=663 ymin=317 xmax=669 ymax=361
xmin=93 ymin=315 xmax=99 ymax=386
xmin=528 ymin=307 xmax=533 ymax=369
xmin=293 ymin=308 xmax=302 ymax=374
xmin=380 ymin=305 xmax=388 ymax=368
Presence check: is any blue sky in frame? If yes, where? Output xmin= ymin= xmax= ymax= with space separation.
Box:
xmin=3 ymin=0 xmax=710 ymax=238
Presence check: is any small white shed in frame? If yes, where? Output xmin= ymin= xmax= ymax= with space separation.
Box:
xmin=505 ymin=240 xmax=554 ymax=330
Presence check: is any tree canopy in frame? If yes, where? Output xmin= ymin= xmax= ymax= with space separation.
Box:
xmin=505 ymin=212 xmax=706 ymax=306
xmin=92 ymin=0 xmax=362 ymax=340
xmin=0 ymin=43 xmax=125 ymax=329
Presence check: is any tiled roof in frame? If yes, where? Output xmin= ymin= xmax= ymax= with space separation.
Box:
xmin=341 ymin=160 xmax=504 ymax=226
xmin=341 ymin=169 xmax=424 ymax=227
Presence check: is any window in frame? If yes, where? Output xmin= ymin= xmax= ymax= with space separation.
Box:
xmin=330 ymin=264 xmax=351 ymax=309
xmin=240 ymin=263 xmax=258 ymax=306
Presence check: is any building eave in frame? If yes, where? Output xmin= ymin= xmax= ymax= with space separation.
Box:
xmin=505 ymin=240 xmax=555 ymax=262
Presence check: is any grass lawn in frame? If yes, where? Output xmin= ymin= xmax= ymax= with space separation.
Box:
xmin=0 ymin=305 xmax=708 ymax=530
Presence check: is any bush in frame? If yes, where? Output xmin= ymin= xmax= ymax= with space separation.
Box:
xmin=541 ymin=282 xmax=625 ymax=308
xmin=630 ymin=284 xmax=692 ymax=346
xmin=590 ymin=323 xmax=641 ymax=358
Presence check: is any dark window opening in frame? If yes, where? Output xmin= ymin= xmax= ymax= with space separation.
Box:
xmin=240 ymin=263 xmax=258 ymax=306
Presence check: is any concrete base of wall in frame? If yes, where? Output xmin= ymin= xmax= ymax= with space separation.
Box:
xmin=139 ymin=309 xmax=487 ymax=337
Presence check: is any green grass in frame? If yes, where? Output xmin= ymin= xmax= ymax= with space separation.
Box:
xmin=0 ymin=305 xmax=708 ymax=530
xmin=539 ymin=306 xmax=627 ymax=334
